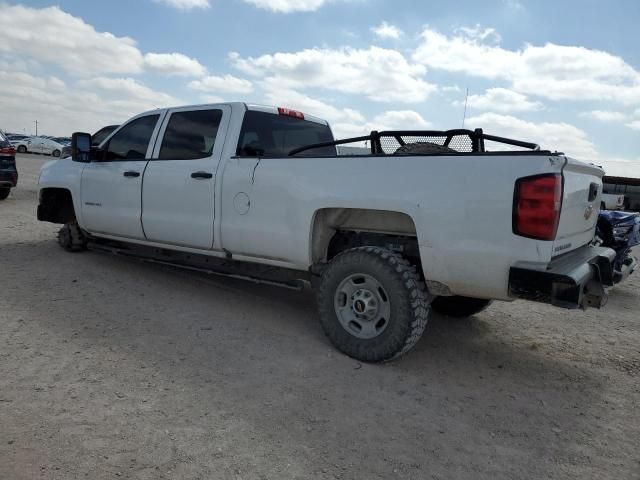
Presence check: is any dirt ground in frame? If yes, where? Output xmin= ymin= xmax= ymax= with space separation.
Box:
xmin=1 ymin=153 xmax=639 ymax=480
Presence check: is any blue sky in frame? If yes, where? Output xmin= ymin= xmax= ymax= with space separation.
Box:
xmin=1 ymin=0 xmax=639 ymax=176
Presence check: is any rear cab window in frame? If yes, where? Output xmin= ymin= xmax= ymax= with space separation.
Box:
xmin=237 ymin=110 xmax=336 ymax=157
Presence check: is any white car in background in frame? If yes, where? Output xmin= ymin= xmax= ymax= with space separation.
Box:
xmin=15 ymin=136 xmax=64 ymax=157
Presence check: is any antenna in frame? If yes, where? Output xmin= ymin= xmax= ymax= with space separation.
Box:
xmin=461 ymin=87 xmax=469 ymax=128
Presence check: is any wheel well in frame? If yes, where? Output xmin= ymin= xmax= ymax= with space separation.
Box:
xmin=311 ymin=208 xmax=420 ymax=265
xmin=37 ymin=188 xmax=76 ymax=224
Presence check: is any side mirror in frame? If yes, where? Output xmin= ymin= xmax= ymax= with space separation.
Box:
xmin=71 ymin=132 xmax=92 ymax=163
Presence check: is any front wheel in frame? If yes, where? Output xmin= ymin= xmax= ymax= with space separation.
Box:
xmin=431 ymin=296 xmax=492 ymax=318
xmin=58 ymin=223 xmax=87 ymax=252
xmin=316 ymin=247 xmax=431 ymax=362
xmin=17 ymin=145 xmax=27 ymax=153
xmin=52 ymin=149 xmax=61 ymax=157
xmin=0 ymin=188 xmax=10 ymax=200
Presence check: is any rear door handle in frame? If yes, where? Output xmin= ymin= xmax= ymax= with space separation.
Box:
xmin=191 ymin=171 xmax=213 ymax=179
xmin=123 ymin=171 xmax=140 ymax=178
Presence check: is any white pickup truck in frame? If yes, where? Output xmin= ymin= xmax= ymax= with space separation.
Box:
xmin=37 ymin=102 xmax=617 ymax=362
xmin=601 ymin=193 xmax=625 ymax=210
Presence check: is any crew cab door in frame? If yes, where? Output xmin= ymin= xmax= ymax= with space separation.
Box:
xmin=142 ymin=105 xmax=229 ymax=249
xmin=80 ymin=113 xmax=163 ymax=239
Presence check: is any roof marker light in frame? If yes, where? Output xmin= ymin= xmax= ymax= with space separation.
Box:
xmin=278 ymin=107 xmax=305 ymax=120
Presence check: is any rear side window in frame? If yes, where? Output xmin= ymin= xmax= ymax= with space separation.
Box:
xmin=159 ymin=109 xmax=223 ymax=160
xmin=237 ymin=111 xmax=336 ymax=157
xmin=105 ymin=115 xmax=159 ymax=161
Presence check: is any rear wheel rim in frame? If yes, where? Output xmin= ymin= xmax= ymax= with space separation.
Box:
xmin=333 ymin=273 xmax=391 ymax=339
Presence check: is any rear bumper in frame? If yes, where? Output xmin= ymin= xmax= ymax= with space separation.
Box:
xmin=0 ymin=168 xmax=18 ymax=188
xmin=509 ymin=246 xmax=616 ymax=310
xmin=614 ymin=255 xmax=637 ymax=284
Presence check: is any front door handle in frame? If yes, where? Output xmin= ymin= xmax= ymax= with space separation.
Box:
xmin=191 ymin=171 xmax=213 ymax=179
xmin=123 ymin=171 xmax=140 ymax=178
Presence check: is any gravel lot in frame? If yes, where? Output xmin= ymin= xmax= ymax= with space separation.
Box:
xmin=1 ymin=153 xmax=639 ymax=480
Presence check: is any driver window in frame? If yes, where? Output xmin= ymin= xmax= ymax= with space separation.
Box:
xmin=105 ymin=114 xmax=159 ymax=161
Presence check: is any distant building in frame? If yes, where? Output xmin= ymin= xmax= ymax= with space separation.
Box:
xmin=603 ymin=176 xmax=640 ymax=211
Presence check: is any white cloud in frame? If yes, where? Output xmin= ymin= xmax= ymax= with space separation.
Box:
xmin=0 ymin=4 xmax=212 ymax=79
xmin=596 ymin=157 xmax=640 ymax=178
xmin=456 ymin=24 xmax=501 ymax=43
xmin=189 ymin=74 xmax=254 ymax=94
xmin=243 ymin=0 xmax=341 ymax=12
xmin=580 ymin=110 xmax=627 ymax=122
xmin=413 ymin=27 xmax=640 ymax=104
xmin=0 ymin=4 xmax=144 ymax=76
xmin=144 ymin=53 xmax=207 ymax=77
xmin=330 ymin=110 xmax=431 ymax=140
xmin=413 ymin=29 xmax=517 ymax=80
xmin=261 ymin=80 xmax=365 ymax=124
xmin=258 ymin=78 xmax=430 ymax=139
xmin=372 ymin=110 xmax=431 ymax=129
xmin=154 ymin=0 xmax=211 ymax=9
xmin=457 ymin=88 xmax=543 ymax=113
xmin=626 ymin=120 xmax=640 ymax=131
xmin=231 ymin=46 xmax=436 ymax=103
xmin=466 ymin=112 xmax=598 ymax=160
xmin=371 ymin=22 xmax=403 ymax=40
xmin=199 ymin=94 xmax=227 ymax=104
xmin=0 ymin=70 xmax=179 ymax=136
xmin=78 ymin=77 xmax=179 ymax=106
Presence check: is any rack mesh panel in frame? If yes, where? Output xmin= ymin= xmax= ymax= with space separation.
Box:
xmin=378 ymin=134 xmax=474 ymax=154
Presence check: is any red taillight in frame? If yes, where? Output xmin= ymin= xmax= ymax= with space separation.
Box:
xmin=0 ymin=146 xmax=15 ymax=156
xmin=278 ymin=107 xmax=305 ymax=120
xmin=513 ymin=174 xmax=562 ymax=241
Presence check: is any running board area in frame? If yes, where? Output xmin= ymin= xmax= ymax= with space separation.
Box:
xmin=88 ymin=239 xmax=308 ymax=291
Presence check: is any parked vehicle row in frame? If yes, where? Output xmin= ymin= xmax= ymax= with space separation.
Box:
xmin=13 ymin=136 xmax=66 ymax=157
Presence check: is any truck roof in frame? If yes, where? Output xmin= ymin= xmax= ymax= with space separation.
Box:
xmin=137 ymin=102 xmax=329 ymax=126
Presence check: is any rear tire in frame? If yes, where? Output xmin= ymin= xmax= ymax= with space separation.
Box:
xmin=0 ymin=188 xmax=10 ymax=200
xmin=431 ymin=296 xmax=492 ymax=318
xmin=600 ymin=202 xmax=606 ymax=211
xmin=58 ymin=223 xmax=87 ymax=252
xmin=316 ymin=246 xmax=431 ymax=362
xmin=17 ymin=145 xmax=27 ymax=153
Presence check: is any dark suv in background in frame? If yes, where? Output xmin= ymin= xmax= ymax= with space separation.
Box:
xmin=0 ymin=131 xmax=17 ymax=200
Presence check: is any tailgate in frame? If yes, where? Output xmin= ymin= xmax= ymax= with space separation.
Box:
xmin=553 ymin=157 xmax=604 ymax=256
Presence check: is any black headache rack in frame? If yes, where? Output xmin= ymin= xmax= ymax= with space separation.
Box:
xmin=289 ymin=128 xmax=548 ymax=156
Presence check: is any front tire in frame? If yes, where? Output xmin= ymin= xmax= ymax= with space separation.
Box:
xmin=0 ymin=188 xmax=10 ymax=200
xmin=52 ymin=149 xmax=61 ymax=157
xmin=431 ymin=296 xmax=492 ymax=318
xmin=58 ymin=223 xmax=87 ymax=252
xmin=316 ymin=247 xmax=430 ymax=362
xmin=17 ymin=145 xmax=27 ymax=153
